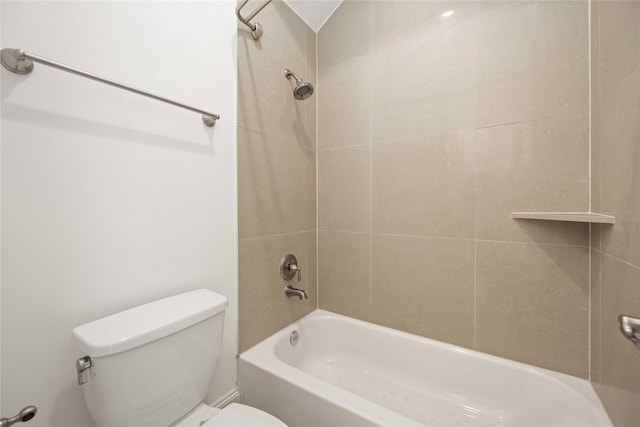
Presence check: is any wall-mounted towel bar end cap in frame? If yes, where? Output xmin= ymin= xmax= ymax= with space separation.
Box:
xmin=202 ymin=114 xmax=219 ymax=127
xmin=1 ymin=48 xmax=34 ymax=75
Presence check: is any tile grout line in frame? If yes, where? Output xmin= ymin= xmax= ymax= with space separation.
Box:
xmin=304 ymin=26 xmax=309 ymax=314
xmin=473 ymin=12 xmax=479 ymax=351
xmin=239 ymin=229 xmax=316 ymax=242
xmin=368 ymin=0 xmax=374 ymax=320
xmin=587 ymin=0 xmax=592 ymax=381
xmin=599 ymin=250 xmax=640 ymax=271
xmin=315 ymin=229 xmax=593 ymax=249
xmin=588 ymin=223 xmax=593 ymax=380
xmin=315 ymin=26 xmax=320 ymax=310
xmin=317 ymin=142 xmax=372 ymax=153
xmin=587 ymin=0 xmax=593 ymax=214
xmin=597 ymin=246 xmax=602 ymax=383
xmin=474 ymin=236 xmax=478 ymax=349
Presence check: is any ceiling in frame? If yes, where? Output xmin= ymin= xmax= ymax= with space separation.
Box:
xmin=283 ymin=0 xmax=343 ymax=32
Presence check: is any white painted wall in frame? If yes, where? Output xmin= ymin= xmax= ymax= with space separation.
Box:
xmin=0 ymin=2 xmax=238 ymax=426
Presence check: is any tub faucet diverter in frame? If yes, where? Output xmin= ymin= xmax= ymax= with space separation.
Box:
xmin=284 ymin=286 xmax=307 ymax=300
xmin=280 ymin=254 xmax=307 ymax=300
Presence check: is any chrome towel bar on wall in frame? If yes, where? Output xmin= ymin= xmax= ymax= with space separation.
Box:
xmin=0 ymin=48 xmax=220 ymax=127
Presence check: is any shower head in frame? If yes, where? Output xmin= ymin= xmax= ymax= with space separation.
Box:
xmin=0 ymin=405 xmax=37 ymax=426
xmin=19 ymin=406 xmax=37 ymax=422
xmin=284 ymin=68 xmax=314 ymax=100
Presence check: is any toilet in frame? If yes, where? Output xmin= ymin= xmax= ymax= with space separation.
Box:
xmin=71 ymin=289 xmax=286 ymax=427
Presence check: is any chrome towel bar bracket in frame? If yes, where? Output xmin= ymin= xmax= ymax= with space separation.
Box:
xmin=0 ymin=48 xmax=220 ymax=127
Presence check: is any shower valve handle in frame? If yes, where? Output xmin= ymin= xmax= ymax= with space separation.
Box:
xmin=289 ymin=263 xmax=302 ymax=282
xmin=280 ymin=254 xmax=302 ymax=282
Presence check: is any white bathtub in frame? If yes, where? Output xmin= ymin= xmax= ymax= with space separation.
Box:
xmin=238 ymin=310 xmax=612 ymax=427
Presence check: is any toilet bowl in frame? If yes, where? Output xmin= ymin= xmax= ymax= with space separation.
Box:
xmin=71 ymin=289 xmax=286 ymax=427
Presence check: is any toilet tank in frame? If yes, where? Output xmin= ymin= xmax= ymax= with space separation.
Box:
xmin=72 ymin=289 xmax=228 ymax=427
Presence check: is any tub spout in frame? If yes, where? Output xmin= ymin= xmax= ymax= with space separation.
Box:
xmin=284 ymin=285 xmax=307 ymax=300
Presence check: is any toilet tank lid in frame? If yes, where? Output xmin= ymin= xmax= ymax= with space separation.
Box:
xmin=72 ymin=289 xmax=228 ymax=357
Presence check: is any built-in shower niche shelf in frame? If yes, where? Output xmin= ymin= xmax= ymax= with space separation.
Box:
xmin=511 ymin=212 xmax=615 ymax=224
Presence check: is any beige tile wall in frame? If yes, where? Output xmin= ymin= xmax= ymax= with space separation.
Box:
xmin=237 ymin=0 xmax=317 ymax=352
xmin=318 ymin=0 xmax=591 ymax=378
xmin=590 ymin=1 xmax=640 ymax=424
xmin=239 ymin=5 xmax=640 ymax=421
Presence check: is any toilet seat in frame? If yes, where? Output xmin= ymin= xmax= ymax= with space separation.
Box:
xmin=204 ymin=403 xmax=287 ymax=426
xmin=173 ymin=403 xmax=286 ymax=427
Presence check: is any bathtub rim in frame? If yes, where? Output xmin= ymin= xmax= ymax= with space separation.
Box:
xmin=239 ymin=309 xmax=612 ymax=427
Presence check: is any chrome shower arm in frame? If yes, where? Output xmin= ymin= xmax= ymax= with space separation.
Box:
xmin=236 ymin=0 xmax=273 ymax=40
xmin=284 ymin=69 xmax=303 ymax=84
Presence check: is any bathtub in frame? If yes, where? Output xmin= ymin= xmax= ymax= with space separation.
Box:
xmin=238 ymin=310 xmax=612 ymax=427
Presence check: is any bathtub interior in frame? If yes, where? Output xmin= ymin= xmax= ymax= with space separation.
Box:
xmin=242 ymin=310 xmax=612 ymax=427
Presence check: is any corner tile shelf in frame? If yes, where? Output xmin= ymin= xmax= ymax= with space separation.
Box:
xmin=511 ymin=212 xmax=615 ymax=224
